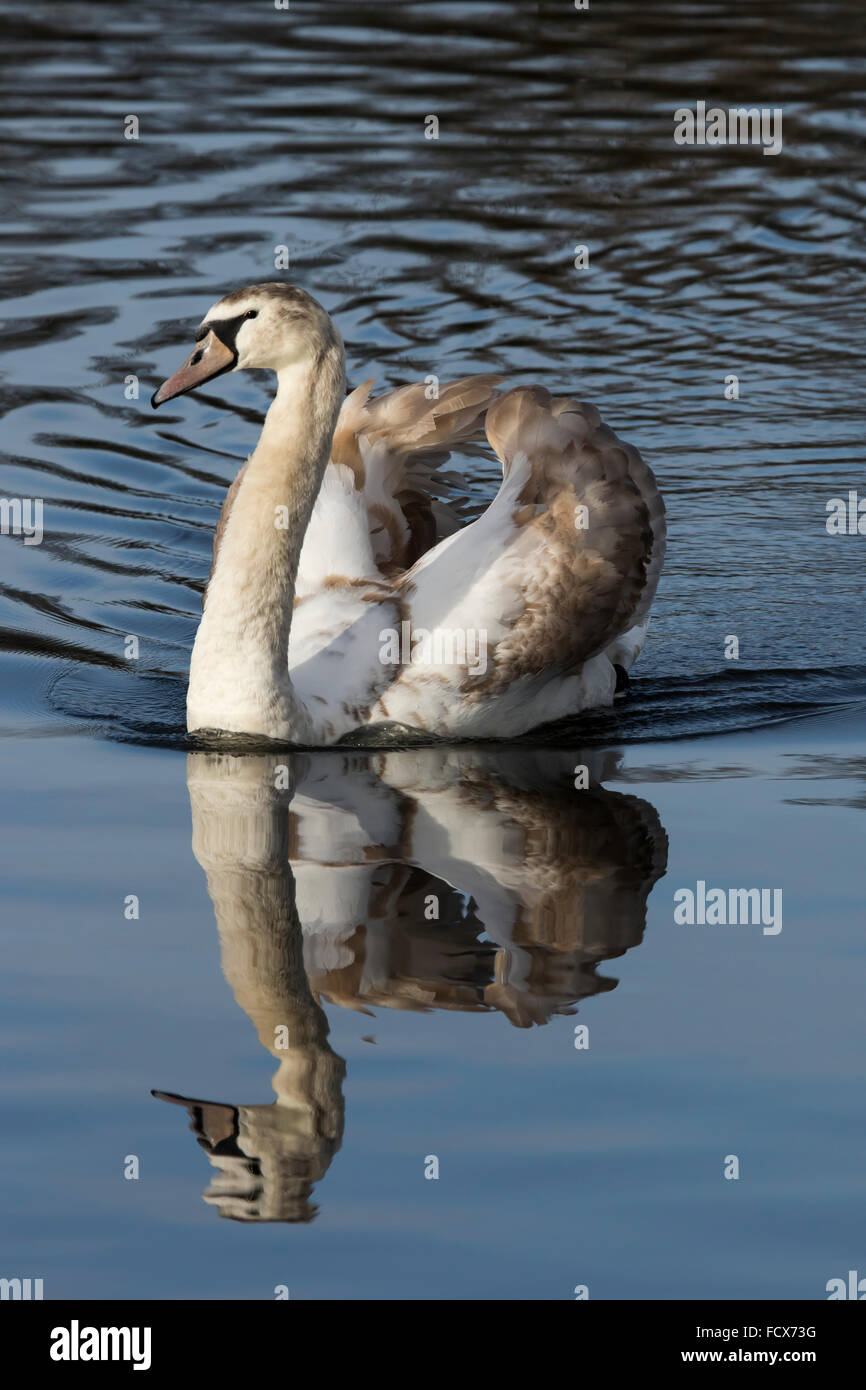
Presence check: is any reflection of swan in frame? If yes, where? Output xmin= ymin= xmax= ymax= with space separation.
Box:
xmin=151 ymin=283 xmax=665 ymax=743
xmin=156 ymin=749 xmax=666 ymax=1220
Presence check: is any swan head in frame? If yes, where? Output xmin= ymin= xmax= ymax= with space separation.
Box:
xmin=151 ymin=283 xmax=341 ymax=407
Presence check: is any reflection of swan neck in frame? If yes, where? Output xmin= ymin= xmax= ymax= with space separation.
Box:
xmin=209 ymin=861 xmax=346 ymax=1111
xmin=185 ymin=753 xmax=345 ymax=1220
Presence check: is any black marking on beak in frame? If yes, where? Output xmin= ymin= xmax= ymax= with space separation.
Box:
xmin=201 ymin=310 xmax=258 ymax=351
xmin=151 ymin=309 xmax=259 ymax=408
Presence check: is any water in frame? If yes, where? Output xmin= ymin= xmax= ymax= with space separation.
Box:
xmin=0 ymin=0 xmax=864 ymax=1299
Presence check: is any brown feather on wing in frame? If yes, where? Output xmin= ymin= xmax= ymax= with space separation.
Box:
xmin=477 ymin=385 xmax=661 ymax=687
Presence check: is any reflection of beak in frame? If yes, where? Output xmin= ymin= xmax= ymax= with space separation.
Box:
xmin=151 ymin=330 xmax=236 ymax=407
xmin=152 ymin=1089 xmax=239 ymax=1149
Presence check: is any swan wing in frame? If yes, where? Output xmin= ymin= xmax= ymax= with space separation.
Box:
xmin=366 ymin=385 xmax=665 ymax=737
xmin=296 ymin=373 xmax=501 ymax=595
xmin=289 ymin=374 xmax=502 ymax=742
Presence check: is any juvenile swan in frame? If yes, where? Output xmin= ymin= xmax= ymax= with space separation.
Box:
xmin=151 ymin=283 xmax=665 ymax=744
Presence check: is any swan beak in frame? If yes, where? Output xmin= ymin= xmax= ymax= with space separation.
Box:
xmin=151 ymin=330 xmax=235 ymax=407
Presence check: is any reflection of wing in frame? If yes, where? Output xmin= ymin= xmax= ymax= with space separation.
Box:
xmin=304 ymin=863 xmax=496 ymax=1016
xmin=381 ymin=748 xmax=668 ymax=947
xmin=290 ymin=747 xmax=668 ymax=1026
xmin=288 ymin=756 xmax=411 ymax=981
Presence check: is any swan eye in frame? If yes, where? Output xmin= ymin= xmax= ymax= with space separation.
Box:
xmin=244 ymin=310 xmax=258 ymax=320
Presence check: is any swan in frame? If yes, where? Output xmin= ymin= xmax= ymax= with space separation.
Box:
xmin=151 ymin=283 xmax=665 ymax=745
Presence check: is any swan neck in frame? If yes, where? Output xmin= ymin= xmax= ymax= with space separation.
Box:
xmin=187 ymin=345 xmax=345 ymax=741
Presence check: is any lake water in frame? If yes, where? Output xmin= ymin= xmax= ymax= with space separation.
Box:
xmin=0 ymin=0 xmax=863 ymax=1300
